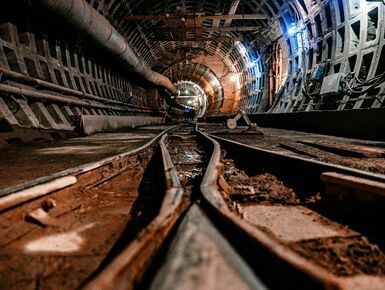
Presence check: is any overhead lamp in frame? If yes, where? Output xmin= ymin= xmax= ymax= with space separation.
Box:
xmin=288 ymin=23 xmax=297 ymax=37
xmin=229 ymin=73 xmax=239 ymax=83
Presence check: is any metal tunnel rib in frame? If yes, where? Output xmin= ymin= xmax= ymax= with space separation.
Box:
xmin=33 ymin=0 xmax=177 ymax=94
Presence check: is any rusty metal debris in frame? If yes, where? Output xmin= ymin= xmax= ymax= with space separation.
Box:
xmin=26 ymin=208 xmax=60 ymax=227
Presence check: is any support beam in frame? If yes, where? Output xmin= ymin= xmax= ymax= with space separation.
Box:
xmin=221 ymin=0 xmax=240 ymax=36
xmin=123 ymin=14 xmax=268 ymax=21
xmin=150 ymin=36 xmax=243 ymax=42
xmin=146 ymin=26 xmax=261 ymax=33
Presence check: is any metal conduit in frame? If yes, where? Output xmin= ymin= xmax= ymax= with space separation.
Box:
xmin=33 ymin=0 xmax=177 ymax=94
xmin=0 ymin=68 xmax=151 ymax=110
xmin=0 ymin=83 xmax=151 ymax=112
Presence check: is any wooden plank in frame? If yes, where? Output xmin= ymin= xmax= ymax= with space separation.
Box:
xmin=321 ymin=172 xmax=385 ymax=197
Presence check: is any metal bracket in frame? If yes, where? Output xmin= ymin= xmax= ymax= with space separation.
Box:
xmin=226 ymin=109 xmax=261 ymax=133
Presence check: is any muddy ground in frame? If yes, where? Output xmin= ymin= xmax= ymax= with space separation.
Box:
xmin=166 ymin=133 xmax=208 ymax=194
xmin=0 ymin=127 xmax=166 ymax=190
xmin=206 ymin=126 xmax=385 ymax=175
xmin=220 ymin=149 xmax=385 ymax=278
xmin=222 ymin=151 xmax=320 ymax=205
xmin=289 ymin=236 xmax=385 ymax=276
xmin=0 ymin=148 xmax=164 ymax=289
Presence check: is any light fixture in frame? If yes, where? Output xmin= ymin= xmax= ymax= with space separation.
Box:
xmin=288 ymin=23 xmax=297 ymax=36
xmin=229 ymin=73 xmax=239 ymax=83
xmin=235 ymin=41 xmax=247 ymax=57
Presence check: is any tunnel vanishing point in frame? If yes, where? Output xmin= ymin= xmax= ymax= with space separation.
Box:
xmin=1 ymin=1 xmax=385 ymax=290
xmin=0 ymin=0 xmax=385 ymax=135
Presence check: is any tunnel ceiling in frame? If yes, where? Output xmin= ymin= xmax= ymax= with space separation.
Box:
xmin=2 ymin=0 xmax=384 ymax=126
xmin=83 ymin=0 xmax=385 ymax=116
xmin=85 ymin=0 xmax=287 ymax=115
xmin=96 ymin=0 xmax=280 ymax=66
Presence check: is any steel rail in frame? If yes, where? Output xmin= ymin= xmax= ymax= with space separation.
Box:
xmin=210 ymin=134 xmax=385 ymax=184
xmin=0 ymin=125 xmax=189 ymax=290
xmin=210 ymin=132 xmax=385 ymax=216
xmin=197 ymin=129 xmax=347 ymax=290
xmin=197 ymin=129 xmax=385 ymax=289
xmin=83 ymin=133 xmax=188 ymax=290
xmin=5 ymin=126 xmax=383 ymax=289
xmin=0 ymin=125 xmax=179 ymax=200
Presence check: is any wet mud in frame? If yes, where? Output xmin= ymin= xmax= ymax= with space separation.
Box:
xmin=289 ymin=236 xmax=385 ymax=276
xmin=213 ymin=129 xmax=385 ymax=175
xmin=0 ymin=148 xmax=165 ymax=289
xmin=222 ymin=150 xmax=320 ymax=205
xmin=166 ymin=130 xmax=208 ymax=195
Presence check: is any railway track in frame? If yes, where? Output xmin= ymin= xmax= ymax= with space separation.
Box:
xmin=201 ymin=131 xmax=385 ymax=290
xmin=1 ymin=125 xmax=385 ymax=289
xmin=0 ymin=126 xmax=177 ymax=289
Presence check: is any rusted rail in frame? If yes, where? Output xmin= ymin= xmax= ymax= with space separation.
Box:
xmin=0 ymin=125 xmax=180 ymax=289
xmin=83 ymin=133 xmax=188 ymax=289
xmin=197 ymin=129 xmax=385 ymax=289
xmin=2 ymin=125 xmax=385 ymax=289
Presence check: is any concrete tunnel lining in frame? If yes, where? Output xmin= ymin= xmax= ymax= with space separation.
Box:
xmin=0 ymin=1 xmax=385 ymax=289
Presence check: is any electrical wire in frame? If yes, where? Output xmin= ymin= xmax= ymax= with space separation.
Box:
xmin=342 ymin=71 xmax=385 ymax=96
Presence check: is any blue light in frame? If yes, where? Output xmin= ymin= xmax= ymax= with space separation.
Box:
xmin=288 ymin=23 xmax=297 ymax=36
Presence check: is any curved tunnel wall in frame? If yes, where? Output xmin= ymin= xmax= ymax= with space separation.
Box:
xmin=0 ymin=1 xmax=165 ymax=143
xmin=86 ymin=0 xmax=269 ymax=116
xmin=163 ymin=62 xmax=224 ymax=113
xmin=1 ymin=0 xmax=385 ymax=140
xmin=266 ymin=0 xmax=385 ymax=113
xmin=106 ymin=0 xmax=385 ymax=115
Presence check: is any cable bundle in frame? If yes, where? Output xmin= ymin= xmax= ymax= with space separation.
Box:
xmin=342 ymin=72 xmax=385 ymax=95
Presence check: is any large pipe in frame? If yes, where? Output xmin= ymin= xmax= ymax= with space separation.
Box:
xmin=32 ymin=0 xmax=177 ymax=94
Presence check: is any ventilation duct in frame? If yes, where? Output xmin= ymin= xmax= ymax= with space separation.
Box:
xmin=33 ymin=0 xmax=177 ymax=94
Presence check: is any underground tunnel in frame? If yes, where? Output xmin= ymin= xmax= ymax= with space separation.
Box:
xmin=1 ymin=0 xmax=385 ymax=289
